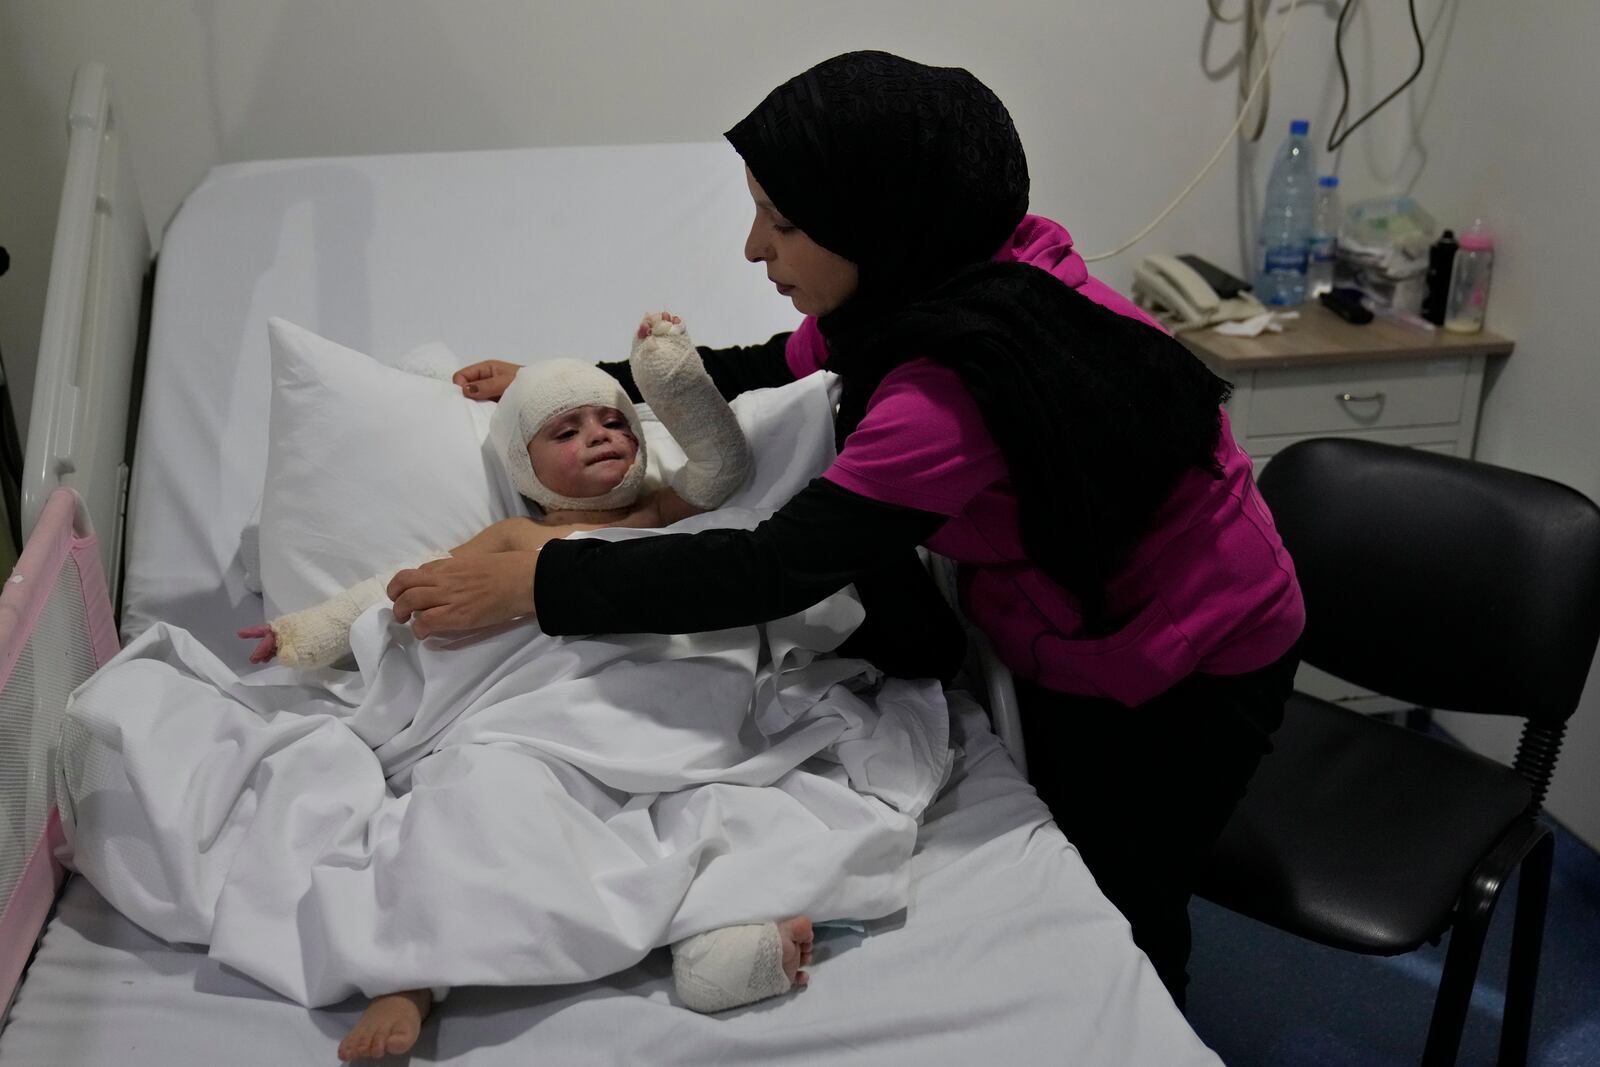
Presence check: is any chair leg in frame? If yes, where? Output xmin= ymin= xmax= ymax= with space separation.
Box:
xmin=1497 ymin=832 xmax=1554 ymax=1067
xmin=1423 ymin=903 xmax=1490 ymax=1067
xmin=1421 ymin=818 xmax=1551 ymax=1067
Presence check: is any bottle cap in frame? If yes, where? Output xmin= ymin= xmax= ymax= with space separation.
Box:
xmin=1318 ymin=175 xmax=1340 ymax=187
xmin=1458 ymin=218 xmax=1494 ymax=251
xmin=1290 ymin=120 xmax=1310 ymax=135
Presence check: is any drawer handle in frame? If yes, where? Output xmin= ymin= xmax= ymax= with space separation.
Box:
xmin=1339 ymin=391 xmax=1386 ymax=404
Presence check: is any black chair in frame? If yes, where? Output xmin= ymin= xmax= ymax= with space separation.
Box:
xmin=1197 ymin=437 xmax=1600 ymax=1066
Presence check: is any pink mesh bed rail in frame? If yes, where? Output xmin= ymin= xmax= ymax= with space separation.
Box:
xmin=0 ymin=488 xmax=120 ymax=1019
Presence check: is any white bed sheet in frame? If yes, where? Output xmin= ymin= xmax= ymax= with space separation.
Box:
xmin=5 ymin=144 xmax=1221 ymax=1065
xmin=7 ymin=706 xmax=1215 ymax=1066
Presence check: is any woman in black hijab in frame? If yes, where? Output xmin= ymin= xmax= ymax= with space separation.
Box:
xmin=401 ymin=50 xmax=1304 ymax=1007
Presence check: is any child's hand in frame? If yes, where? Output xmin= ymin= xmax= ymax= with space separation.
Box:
xmin=453 ymin=360 xmax=522 ymax=400
xmin=635 ymin=310 xmax=683 ymax=341
xmin=237 ymin=624 xmax=279 ymax=664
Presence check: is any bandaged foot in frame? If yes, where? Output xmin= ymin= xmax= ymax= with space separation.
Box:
xmin=629 ymin=311 xmax=753 ymax=510
xmin=338 ymin=988 xmax=433 ymax=1062
xmin=671 ymin=916 xmax=813 ymax=1013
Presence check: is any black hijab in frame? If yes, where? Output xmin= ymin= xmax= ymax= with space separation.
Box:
xmin=726 ymin=51 xmax=1230 ymax=627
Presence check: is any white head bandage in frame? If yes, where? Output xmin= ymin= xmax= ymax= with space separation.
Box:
xmin=488 ymin=359 xmax=649 ymax=512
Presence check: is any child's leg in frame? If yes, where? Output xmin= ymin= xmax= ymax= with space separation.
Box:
xmin=672 ymin=916 xmax=814 ymax=1013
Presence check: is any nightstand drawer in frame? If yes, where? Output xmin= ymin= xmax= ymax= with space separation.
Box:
xmin=1247 ymin=357 xmax=1469 ymax=436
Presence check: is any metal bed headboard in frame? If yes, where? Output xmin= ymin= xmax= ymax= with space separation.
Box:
xmin=22 ymin=62 xmax=152 ymax=605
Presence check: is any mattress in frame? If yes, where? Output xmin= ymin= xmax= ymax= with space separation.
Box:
xmin=0 ymin=143 xmax=1220 ymax=1064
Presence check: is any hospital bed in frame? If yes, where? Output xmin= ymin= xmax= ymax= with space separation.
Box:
xmin=0 ymin=64 xmax=1221 ymax=1064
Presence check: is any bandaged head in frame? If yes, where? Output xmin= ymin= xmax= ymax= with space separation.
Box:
xmin=488 ymin=359 xmax=649 ymax=512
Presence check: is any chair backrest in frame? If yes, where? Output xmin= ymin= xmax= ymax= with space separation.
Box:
xmin=1258 ymin=438 xmax=1600 ymax=730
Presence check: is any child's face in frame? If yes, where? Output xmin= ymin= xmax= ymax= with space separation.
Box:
xmin=526 ymin=405 xmax=639 ymax=502
xmin=743 ymin=168 xmax=860 ymax=317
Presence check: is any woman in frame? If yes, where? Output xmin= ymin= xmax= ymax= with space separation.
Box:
xmin=394 ymin=50 xmax=1304 ymax=1007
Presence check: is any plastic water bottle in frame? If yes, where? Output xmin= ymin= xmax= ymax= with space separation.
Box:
xmin=1306 ymin=175 xmax=1341 ymax=297
xmin=1255 ymin=120 xmax=1317 ymax=305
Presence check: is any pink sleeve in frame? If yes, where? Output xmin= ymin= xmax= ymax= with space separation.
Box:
xmin=784 ymin=317 xmax=829 ymax=377
xmin=823 ymin=361 xmax=1007 ymax=516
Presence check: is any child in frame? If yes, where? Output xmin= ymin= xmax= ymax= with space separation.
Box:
xmin=241 ymin=312 xmax=817 ymax=1060
xmin=240 ymin=312 xmax=742 ymax=668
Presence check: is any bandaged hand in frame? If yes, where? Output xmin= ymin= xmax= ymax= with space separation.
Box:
xmin=453 ymin=359 xmax=522 ymax=401
xmin=387 ymin=552 xmax=539 ymax=639
xmin=245 ymin=555 xmax=444 ymax=668
xmin=629 ymin=311 xmax=753 ymax=510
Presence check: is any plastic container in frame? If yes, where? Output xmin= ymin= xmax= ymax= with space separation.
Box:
xmin=1421 ymin=229 xmax=1458 ymax=325
xmin=1255 ymin=120 xmax=1317 ymax=306
xmin=1443 ymin=219 xmax=1494 ymax=333
xmin=1306 ymin=175 xmax=1342 ymax=297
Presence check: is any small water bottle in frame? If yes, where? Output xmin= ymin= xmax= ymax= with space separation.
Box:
xmin=1443 ymin=218 xmax=1494 ymax=333
xmin=1306 ymin=175 xmax=1342 ymax=297
xmin=1255 ymin=120 xmax=1318 ymax=305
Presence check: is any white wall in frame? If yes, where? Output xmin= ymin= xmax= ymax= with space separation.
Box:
xmin=1381 ymin=2 xmax=1600 ymax=849
xmin=0 ymin=0 xmax=1263 ymax=433
xmin=3 ymin=2 xmax=1598 ymax=842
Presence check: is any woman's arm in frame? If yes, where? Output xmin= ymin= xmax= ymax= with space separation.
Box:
xmin=387 ymin=481 xmax=971 ymax=682
xmin=598 ymin=332 xmax=797 ymax=403
xmin=453 ymin=330 xmax=799 ymax=404
xmin=533 ymin=480 xmax=967 ymax=681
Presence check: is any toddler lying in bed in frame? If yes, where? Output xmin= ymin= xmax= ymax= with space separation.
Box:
xmin=240 ymin=312 xmax=817 ymax=1059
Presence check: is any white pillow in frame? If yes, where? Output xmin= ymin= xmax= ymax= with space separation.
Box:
xmin=259 ymin=319 xmax=524 ymax=617
xmin=257 ymin=318 xmax=838 ymax=618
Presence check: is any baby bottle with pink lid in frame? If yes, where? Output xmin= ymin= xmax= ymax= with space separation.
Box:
xmin=1443 ymin=218 xmax=1495 ymax=333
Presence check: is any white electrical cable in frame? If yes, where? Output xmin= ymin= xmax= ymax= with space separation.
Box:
xmin=1208 ymin=0 xmax=1272 ymax=143
xmin=1081 ymin=0 xmax=1306 ymax=263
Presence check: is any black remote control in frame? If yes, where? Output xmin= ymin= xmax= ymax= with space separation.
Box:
xmin=1320 ymin=287 xmax=1373 ymax=324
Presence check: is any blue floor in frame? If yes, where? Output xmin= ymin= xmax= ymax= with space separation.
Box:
xmin=1186 ymin=821 xmax=1600 ymax=1065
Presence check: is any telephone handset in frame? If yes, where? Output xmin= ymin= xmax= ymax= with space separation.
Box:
xmin=1133 ymin=255 xmax=1219 ymax=327
xmin=1132 ymin=253 xmax=1265 ymax=330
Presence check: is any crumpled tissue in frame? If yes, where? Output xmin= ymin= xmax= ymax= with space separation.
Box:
xmin=1212 ymin=310 xmax=1299 ymax=337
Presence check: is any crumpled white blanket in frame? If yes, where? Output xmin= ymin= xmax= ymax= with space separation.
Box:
xmin=56 ymin=509 xmax=953 ymax=1008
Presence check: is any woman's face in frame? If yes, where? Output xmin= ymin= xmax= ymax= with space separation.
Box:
xmin=743 ymin=168 xmax=860 ymax=317
xmin=526 ymin=405 xmax=639 ymax=501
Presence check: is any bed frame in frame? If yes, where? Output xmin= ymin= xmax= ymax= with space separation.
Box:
xmin=0 ymin=58 xmax=1031 ymax=1035
xmin=21 ymin=62 xmax=151 ymax=604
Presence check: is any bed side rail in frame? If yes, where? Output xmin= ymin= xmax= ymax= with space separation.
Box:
xmin=927 ymin=552 xmax=1027 ymax=776
xmin=0 ymin=487 xmax=119 ymax=1022
xmin=22 ymin=62 xmax=151 ymax=604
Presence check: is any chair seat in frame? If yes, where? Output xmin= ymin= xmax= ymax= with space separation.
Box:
xmin=1198 ymin=692 xmax=1534 ymax=955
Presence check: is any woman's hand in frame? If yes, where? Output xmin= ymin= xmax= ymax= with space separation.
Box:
xmin=452 ymin=359 xmax=523 ymax=400
xmin=386 ymin=552 xmax=539 ymax=639
xmin=237 ymin=624 xmax=278 ymax=664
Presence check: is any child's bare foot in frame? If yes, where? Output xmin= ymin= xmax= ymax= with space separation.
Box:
xmin=777 ymin=915 xmax=814 ymax=988
xmin=338 ymin=988 xmax=432 ymax=1062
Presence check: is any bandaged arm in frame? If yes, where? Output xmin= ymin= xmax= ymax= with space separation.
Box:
xmin=629 ymin=319 xmax=754 ymax=510
xmin=271 ymin=555 xmax=444 ymax=668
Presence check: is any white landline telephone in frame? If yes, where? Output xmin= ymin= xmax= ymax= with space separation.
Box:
xmin=1132 ymin=254 xmax=1265 ymax=331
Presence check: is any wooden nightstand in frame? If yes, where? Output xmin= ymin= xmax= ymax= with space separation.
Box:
xmin=1178 ymin=302 xmax=1514 ymax=475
